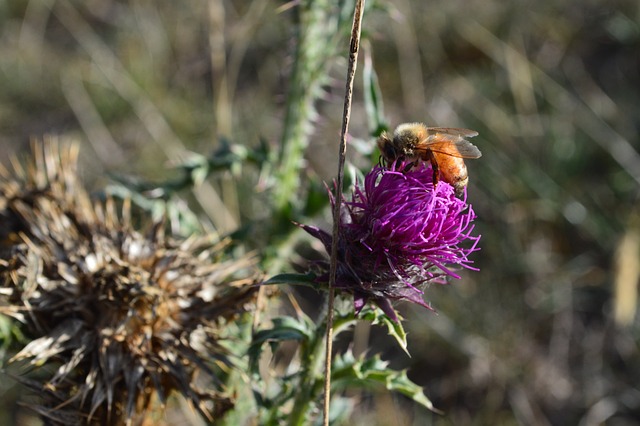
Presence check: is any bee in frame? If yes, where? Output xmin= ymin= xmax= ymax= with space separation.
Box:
xmin=377 ymin=122 xmax=482 ymax=197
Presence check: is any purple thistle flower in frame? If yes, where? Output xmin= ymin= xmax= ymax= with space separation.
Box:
xmin=300 ymin=161 xmax=480 ymax=321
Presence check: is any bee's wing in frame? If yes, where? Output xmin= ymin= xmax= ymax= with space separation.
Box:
xmin=419 ymin=132 xmax=482 ymax=159
xmin=425 ymin=127 xmax=479 ymax=138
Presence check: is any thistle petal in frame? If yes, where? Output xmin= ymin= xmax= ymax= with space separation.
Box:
xmin=301 ymin=161 xmax=480 ymax=320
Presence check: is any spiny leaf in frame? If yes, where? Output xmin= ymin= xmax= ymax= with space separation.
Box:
xmin=331 ymin=351 xmax=440 ymax=413
xmin=248 ymin=316 xmax=315 ymax=374
xmin=385 ymin=369 xmax=441 ymax=414
xmin=358 ymin=306 xmax=409 ymax=356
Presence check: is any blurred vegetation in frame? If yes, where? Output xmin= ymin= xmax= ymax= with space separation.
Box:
xmin=1 ymin=0 xmax=640 ymax=425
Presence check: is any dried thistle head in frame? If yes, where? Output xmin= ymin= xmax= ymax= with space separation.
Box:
xmin=0 ymin=140 xmax=260 ymax=425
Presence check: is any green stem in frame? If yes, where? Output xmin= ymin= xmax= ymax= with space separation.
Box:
xmin=283 ymin=307 xmax=359 ymax=426
xmin=287 ymin=297 xmax=331 ymax=426
xmin=274 ymin=0 xmax=351 ymax=213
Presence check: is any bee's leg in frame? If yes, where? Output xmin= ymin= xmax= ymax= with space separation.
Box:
xmin=426 ymin=151 xmax=440 ymax=186
xmin=399 ymin=157 xmax=414 ymax=172
xmin=432 ymin=163 xmax=440 ymax=186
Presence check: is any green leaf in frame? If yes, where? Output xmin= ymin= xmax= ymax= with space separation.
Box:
xmin=248 ymin=316 xmax=315 ymax=374
xmin=331 ymin=351 xmax=440 ymax=414
xmin=303 ymin=179 xmax=331 ymax=217
xmin=0 ymin=315 xmax=24 ymax=361
xmin=358 ymin=306 xmax=409 ymax=356
xmin=345 ymin=161 xmax=365 ymax=189
xmin=178 ymin=151 xmax=209 ymax=186
xmin=363 ymin=45 xmax=389 ymax=138
xmin=264 ymin=272 xmax=319 ymax=289
xmin=386 ymin=369 xmax=442 ymax=414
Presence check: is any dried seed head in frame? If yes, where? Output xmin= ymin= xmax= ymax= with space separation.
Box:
xmin=0 ymin=139 xmax=260 ymax=424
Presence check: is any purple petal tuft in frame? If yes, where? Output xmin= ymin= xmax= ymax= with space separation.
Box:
xmin=300 ymin=161 xmax=481 ymax=321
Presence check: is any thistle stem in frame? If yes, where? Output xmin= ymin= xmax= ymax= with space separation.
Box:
xmin=275 ymin=0 xmax=338 ymax=212
xmin=324 ymin=1 xmax=365 ymax=425
xmin=287 ymin=296 xmax=331 ymax=426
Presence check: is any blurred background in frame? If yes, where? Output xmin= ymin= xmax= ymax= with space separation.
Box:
xmin=1 ymin=0 xmax=639 ymax=424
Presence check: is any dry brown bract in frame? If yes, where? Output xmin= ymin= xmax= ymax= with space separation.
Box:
xmin=0 ymin=139 xmax=260 ymax=425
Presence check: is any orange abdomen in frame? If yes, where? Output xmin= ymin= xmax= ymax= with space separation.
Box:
xmin=432 ymin=152 xmax=468 ymax=193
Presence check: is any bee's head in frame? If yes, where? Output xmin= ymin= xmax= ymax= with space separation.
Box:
xmin=376 ymin=131 xmax=398 ymax=164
